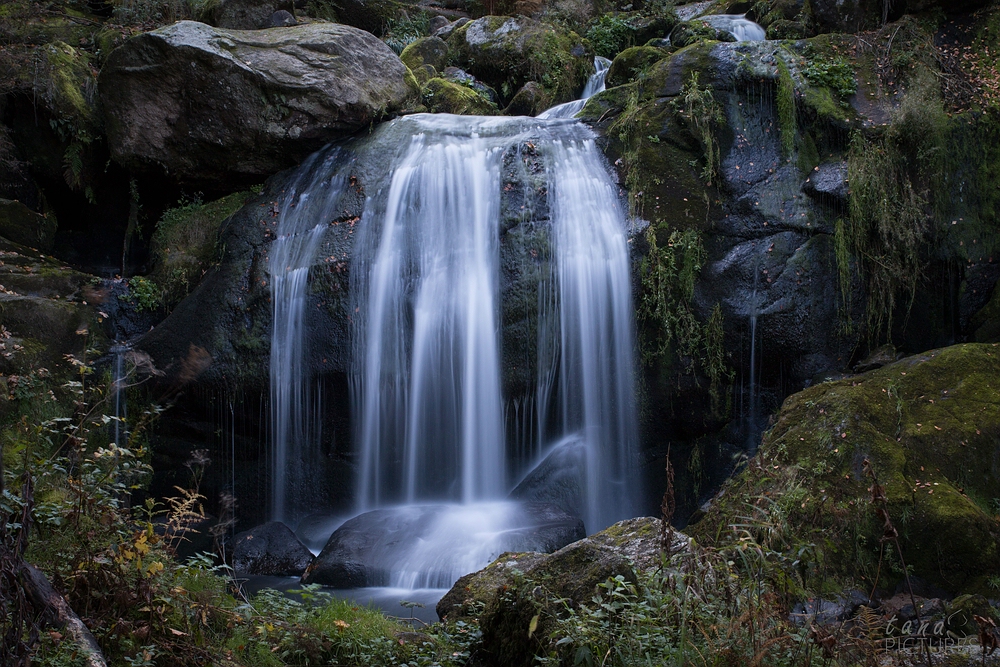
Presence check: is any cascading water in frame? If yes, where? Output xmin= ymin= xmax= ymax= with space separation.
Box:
xmin=269 ymin=108 xmax=639 ymax=589
xmin=537 ymin=56 xmax=612 ymax=120
xmin=700 ymin=14 xmax=766 ymax=41
xmin=548 ymin=139 xmax=638 ymax=529
xmin=268 ymin=147 xmax=348 ymax=523
xmin=352 ymin=124 xmax=507 ymax=507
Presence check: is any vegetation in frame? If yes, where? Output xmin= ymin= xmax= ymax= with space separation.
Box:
xmin=119 ymin=275 xmax=161 ymax=312
xmin=585 ymin=14 xmax=634 ymax=59
xmin=844 ymin=68 xmax=947 ymax=343
xmin=639 ymin=229 xmax=730 ymax=413
xmin=673 ymin=72 xmax=723 ymax=187
xmin=1 ymin=346 xmax=485 ymax=666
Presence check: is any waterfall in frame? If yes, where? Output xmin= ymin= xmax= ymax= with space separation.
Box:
xmin=268 ymin=147 xmax=348 ymax=522
xmin=700 ymin=14 xmax=766 ymax=41
xmin=268 ymin=112 xmax=639 ymax=572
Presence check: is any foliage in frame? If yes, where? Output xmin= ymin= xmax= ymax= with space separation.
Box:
xmin=845 ymin=125 xmax=930 ymax=342
xmin=383 ymin=14 xmax=431 ymax=55
xmin=534 ymin=555 xmax=814 ymax=667
xmin=801 ymin=55 xmax=857 ymax=98
xmin=118 ymin=276 xmax=161 ymax=313
xmin=586 ymin=15 xmax=634 ymax=60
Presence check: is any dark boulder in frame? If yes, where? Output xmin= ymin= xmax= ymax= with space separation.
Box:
xmin=205 ymin=0 xmax=296 ymax=29
xmin=100 ymin=21 xmax=419 ymax=188
xmin=0 ymin=199 xmax=57 ymax=251
xmin=803 ymin=160 xmax=848 ymax=208
xmin=233 ymin=521 xmax=314 ymax=576
xmin=509 ymin=437 xmax=585 ymax=519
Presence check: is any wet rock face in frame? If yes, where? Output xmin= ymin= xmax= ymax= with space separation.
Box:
xmin=100 ymin=21 xmax=419 ymax=188
xmin=233 ymin=521 xmax=314 ymax=576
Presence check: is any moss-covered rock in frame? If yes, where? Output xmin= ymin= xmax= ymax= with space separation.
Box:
xmin=0 ymin=199 xmax=57 ymax=251
xmin=442 ymin=517 xmax=675 ymax=667
xmin=971 ymin=285 xmax=1000 ymax=343
xmin=149 ymin=191 xmax=255 ymax=310
xmin=446 ymin=16 xmax=592 ymax=105
xmin=0 ymin=237 xmax=108 ymax=421
xmin=400 ymin=36 xmax=449 ymax=72
xmin=503 ymin=81 xmax=551 ymax=116
xmin=690 ymin=344 xmax=1000 ymax=596
xmin=668 ymin=20 xmax=734 ymax=48
xmin=421 ymin=77 xmax=499 ymax=115
xmin=766 ymin=18 xmax=810 ymax=39
xmin=605 ymin=45 xmax=668 ymax=87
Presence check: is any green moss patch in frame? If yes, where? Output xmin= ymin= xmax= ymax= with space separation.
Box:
xmin=149 ymin=191 xmax=254 ymax=310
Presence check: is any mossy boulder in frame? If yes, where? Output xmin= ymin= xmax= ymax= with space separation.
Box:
xmin=421 ymin=77 xmax=499 ymax=115
xmin=946 ymin=594 xmax=1000 ymax=637
xmin=766 ymin=19 xmax=810 ymax=40
xmin=400 ymin=36 xmax=449 ymax=71
xmin=690 ymin=344 xmax=1000 ymax=596
xmin=0 ymin=199 xmax=57 ymax=251
xmin=442 ymin=517 xmax=674 ymax=667
xmin=446 ymin=16 xmax=593 ymax=105
xmin=148 ymin=190 xmax=255 ymax=310
xmin=605 ymin=45 xmax=668 ymax=87
xmin=503 ymin=81 xmax=551 ymax=116
xmin=971 ymin=284 xmax=1000 ymax=343
xmin=668 ymin=20 xmax=734 ymax=48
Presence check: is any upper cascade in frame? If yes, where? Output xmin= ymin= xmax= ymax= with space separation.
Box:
xmin=538 ymin=56 xmax=613 ymax=120
xmin=699 ymin=14 xmax=767 ymax=41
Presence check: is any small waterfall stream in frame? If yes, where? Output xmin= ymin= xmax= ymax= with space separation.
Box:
xmin=537 ymin=56 xmax=612 ymax=120
xmin=268 ymin=148 xmax=348 ymax=522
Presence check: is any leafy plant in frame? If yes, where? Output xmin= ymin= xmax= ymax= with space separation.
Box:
xmin=801 ymin=57 xmax=857 ymax=98
xmin=119 ymin=275 xmax=161 ymax=312
xmin=586 ymin=15 xmax=634 ymax=59
xmin=674 ymin=71 xmax=723 ymax=186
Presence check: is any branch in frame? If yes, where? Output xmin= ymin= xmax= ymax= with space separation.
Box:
xmin=20 ymin=563 xmax=107 ymax=667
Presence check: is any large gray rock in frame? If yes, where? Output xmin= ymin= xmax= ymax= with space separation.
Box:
xmin=233 ymin=521 xmax=314 ymax=576
xmin=100 ymin=21 xmax=419 ymax=187
xmin=301 ymin=502 xmax=585 ymax=588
